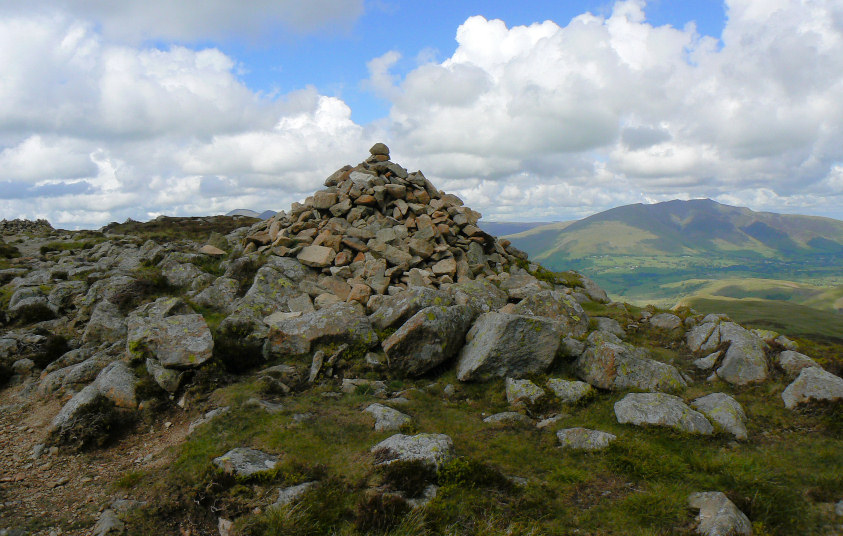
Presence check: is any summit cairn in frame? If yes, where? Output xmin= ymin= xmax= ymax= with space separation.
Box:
xmin=241 ymin=143 xmax=529 ymax=295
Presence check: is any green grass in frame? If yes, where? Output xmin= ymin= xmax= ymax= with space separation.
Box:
xmin=101 ymin=215 xmax=259 ymax=244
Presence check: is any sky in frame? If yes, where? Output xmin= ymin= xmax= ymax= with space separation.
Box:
xmin=0 ymin=0 xmax=842 ymax=229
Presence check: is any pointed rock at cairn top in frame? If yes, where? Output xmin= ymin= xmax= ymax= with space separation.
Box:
xmin=369 ymin=142 xmax=390 ymax=157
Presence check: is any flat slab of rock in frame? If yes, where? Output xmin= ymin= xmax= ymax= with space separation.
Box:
xmin=483 ymin=412 xmax=533 ymax=426
xmin=546 ymin=378 xmax=594 ymax=404
xmin=688 ymin=491 xmax=752 ymax=536
xmin=371 ymin=433 xmax=454 ymax=469
xmin=781 ymin=366 xmax=843 ymax=409
xmin=593 ymin=317 xmax=625 ymax=338
xmin=776 ymin=350 xmax=819 ymax=377
xmin=264 ymin=302 xmax=378 ymax=357
xmin=456 ymin=312 xmax=564 ymax=382
xmin=213 ymin=447 xmax=279 ymax=477
xmin=368 ymin=287 xmax=453 ymax=331
xmin=364 ymin=403 xmax=411 ymax=432
xmin=273 ymin=481 xmax=318 ymax=508
xmin=614 ymin=393 xmax=713 ymax=435
xmin=510 ymin=290 xmax=589 ymax=337
xmin=649 ymin=313 xmax=682 ymax=330
xmin=296 ymin=245 xmax=336 ymax=268
xmin=557 ymin=428 xmax=617 ymax=451
xmin=576 ymin=341 xmax=686 ymax=393
xmin=505 ymin=378 xmax=545 ymax=406
xmin=383 ymin=305 xmax=473 ymax=376
xmin=691 ymin=393 xmax=748 ymax=440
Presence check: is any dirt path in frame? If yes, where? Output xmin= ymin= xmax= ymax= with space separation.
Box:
xmin=0 ymin=383 xmax=190 ymax=535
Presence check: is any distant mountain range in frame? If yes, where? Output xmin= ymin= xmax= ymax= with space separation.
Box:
xmin=225 ymin=209 xmax=277 ymax=220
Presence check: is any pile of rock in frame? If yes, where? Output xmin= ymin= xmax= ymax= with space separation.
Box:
xmin=0 ymin=218 xmax=54 ymax=235
xmin=241 ymin=143 xmax=529 ymax=297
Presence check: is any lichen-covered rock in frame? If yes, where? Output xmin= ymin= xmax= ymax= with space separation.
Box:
xmin=688 ymin=491 xmax=752 ymax=536
xmin=146 ymin=358 xmax=185 ymax=393
xmin=83 ymin=301 xmax=127 ymax=344
xmin=546 ymin=378 xmax=594 ymax=404
xmin=371 ymin=433 xmax=454 ymax=469
xmin=593 ymin=317 xmax=625 ymax=338
xmin=456 ymin=312 xmax=564 ymax=382
xmin=781 ymin=367 xmax=843 ymax=409
xmin=557 ymin=428 xmax=616 ymax=451
xmin=614 ymin=393 xmax=713 ymax=434
xmin=94 ymin=361 xmax=138 ymax=409
xmin=715 ymin=323 xmax=768 ymax=385
xmin=192 ymin=277 xmax=239 ymax=311
xmin=363 ymin=403 xmax=412 ymax=432
xmin=691 ymin=393 xmax=748 ymax=440
xmin=161 ymin=259 xmax=207 ymax=288
xmin=229 ymin=265 xmax=300 ymax=319
xmin=575 ymin=341 xmax=686 ymax=392
xmin=511 ymin=290 xmax=589 ymax=337
xmin=213 ymin=448 xmax=279 ymax=477
xmin=128 ymin=310 xmax=213 ymax=369
xmin=483 ymin=412 xmax=534 ymax=426
xmin=383 ymin=305 xmax=473 ymax=376
xmin=650 ymin=313 xmax=682 ymax=330
xmin=686 ymin=322 xmax=718 ymax=353
xmin=505 ymin=378 xmax=545 ymax=406
xmin=776 ymin=350 xmax=819 ymax=377
xmin=578 ymin=274 xmax=610 ymax=303
xmin=449 ymin=278 xmax=508 ymax=318
xmin=368 ymin=287 xmax=453 ymax=331
xmin=264 ymin=302 xmax=378 ymax=357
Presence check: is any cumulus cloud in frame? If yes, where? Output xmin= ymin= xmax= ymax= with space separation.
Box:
xmin=0 ymin=0 xmax=364 ymax=42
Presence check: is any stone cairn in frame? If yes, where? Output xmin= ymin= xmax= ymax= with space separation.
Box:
xmin=0 ymin=219 xmax=53 ymax=235
xmin=240 ymin=143 xmax=529 ymax=298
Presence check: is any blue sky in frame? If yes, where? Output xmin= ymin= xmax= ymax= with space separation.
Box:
xmin=0 ymin=0 xmax=841 ymax=228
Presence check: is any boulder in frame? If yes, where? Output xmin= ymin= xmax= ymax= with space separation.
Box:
xmin=273 ymin=482 xmax=318 ymax=508
xmin=146 ymin=358 xmax=185 ymax=393
xmin=593 ymin=317 xmax=625 ymax=338
xmin=715 ymin=323 xmax=768 ymax=385
xmin=264 ymin=302 xmax=378 ymax=357
xmin=686 ymin=322 xmax=718 ymax=353
xmin=83 ymin=301 xmax=127 ymax=344
xmin=575 ymin=341 xmax=686 ymax=392
xmin=456 ymin=312 xmax=564 ymax=382
xmin=511 ymin=290 xmax=589 ymax=337
xmin=781 ymin=367 xmax=843 ymax=409
xmin=546 ymin=378 xmax=594 ymax=404
xmin=691 ymin=393 xmax=748 ymax=440
xmin=556 ymin=428 xmax=617 ymax=451
xmin=614 ymin=393 xmax=713 ymax=434
xmin=688 ymin=491 xmax=752 ymax=536
xmin=94 ymin=361 xmax=138 ymax=409
xmin=650 ymin=313 xmax=682 ymax=330
xmin=505 ymin=378 xmax=545 ymax=406
xmin=363 ymin=403 xmax=412 ymax=432
xmin=449 ymin=278 xmax=508 ymax=317
xmin=213 ymin=448 xmax=279 ymax=478
xmin=368 ymin=287 xmax=453 ymax=331
xmin=382 ymin=305 xmax=473 ymax=376
xmin=371 ymin=433 xmax=454 ymax=469
xmin=776 ymin=350 xmax=819 ymax=377
xmin=297 ymin=245 xmax=336 ymax=268
xmin=161 ymin=259 xmax=206 ymax=288
xmin=192 ymin=277 xmax=239 ymax=311
xmin=483 ymin=412 xmax=533 ymax=426
xmin=128 ymin=311 xmax=213 ymax=369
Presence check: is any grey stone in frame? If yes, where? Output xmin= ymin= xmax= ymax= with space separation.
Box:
xmin=776 ymin=350 xmax=819 ymax=377
xmin=264 ymin=302 xmax=378 ymax=357
xmin=456 ymin=312 xmax=564 ymax=382
xmin=449 ymin=278 xmax=508 ymax=317
xmin=511 ymin=290 xmax=589 ymax=337
xmin=92 ymin=509 xmax=124 ymax=536
xmin=578 ymin=274 xmax=610 ymax=303
xmin=341 ymin=378 xmax=387 ymax=396
xmin=499 ymin=272 xmax=544 ymax=300
xmin=213 ymin=447 xmax=279 ymax=477
xmin=146 ymin=358 xmax=185 ymax=393
xmin=483 ymin=412 xmax=533 ymax=426
xmin=715 ymin=322 xmax=768 ymax=385
xmin=192 ymin=277 xmax=239 ymax=311
xmin=83 ymin=301 xmax=127 ymax=344
xmin=556 ymin=428 xmax=617 ymax=451
xmin=369 ymin=287 xmax=453 ymax=331
xmin=188 ymin=407 xmax=230 ymax=434
xmin=505 ymin=378 xmax=545 ymax=406
xmin=273 ymin=482 xmax=318 ymax=508
xmin=691 ymin=393 xmax=748 ymax=440
xmin=694 ymin=351 xmax=722 ymax=370
xmin=383 ymin=305 xmax=473 ymax=376
xmin=363 ymin=403 xmax=412 ymax=432
xmin=546 ymin=378 xmax=594 ymax=404
xmin=687 ymin=323 xmax=718 ymax=353
xmin=688 ymin=491 xmax=752 ymax=536
xmin=161 ymin=259 xmax=206 ymax=288
xmin=593 ymin=317 xmax=625 ymax=338
xmin=559 ymin=336 xmax=586 ymax=358
xmin=47 ymin=384 xmax=102 ymax=437
xmin=614 ymin=393 xmax=713 ymax=434
xmin=128 ymin=311 xmax=213 ymax=369
xmin=371 ymin=433 xmax=454 ymax=469
xmin=781 ymin=366 xmax=843 ymax=409
xmin=650 ymin=313 xmax=682 ymax=330
xmin=94 ymin=361 xmax=138 ymax=409
xmin=576 ymin=341 xmax=686 ymax=392
xmin=297 ymin=245 xmax=336 ymax=268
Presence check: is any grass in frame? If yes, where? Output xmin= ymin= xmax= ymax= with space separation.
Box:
xmin=39 ymin=239 xmax=104 ymax=256
xmin=101 ymin=215 xmax=259 ymax=244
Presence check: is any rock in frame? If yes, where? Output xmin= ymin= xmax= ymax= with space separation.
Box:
xmin=370 ymin=142 xmax=390 ymax=156
xmin=776 ymin=350 xmax=819 ymax=377
xmin=556 ymin=428 xmax=617 ymax=451
xmin=456 ymin=312 xmax=564 ymax=382
xmin=363 ymin=403 xmax=412 ymax=432
xmin=383 ymin=305 xmax=473 ymax=376
xmin=161 ymin=259 xmax=206 ymax=288
xmin=546 ymin=378 xmax=594 ymax=404
xmin=92 ymin=509 xmax=124 ymax=536
xmin=199 ymin=244 xmax=226 ymax=256
xmin=615 ymin=393 xmax=713 ymax=434
xmin=691 ymin=393 xmax=748 ymax=440
xmin=650 ymin=313 xmax=682 ymax=330
xmin=369 ymin=287 xmax=453 ymax=331
xmin=432 ymin=257 xmax=457 ymax=276
xmin=83 ymin=301 xmax=127 ymax=344
xmin=146 ymin=358 xmax=185 ymax=393
xmin=511 ymin=290 xmax=589 ymax=337
xmin=297 ymin=245 xmax=336 ymax=268
xmin=593 ymin=317 xmax=625 ymax=338
xmin=688 ymin=491 xmax=752 ymax=536
xmin=578 ymin=274 xmax=610 ymax=303
xmin=559 ymin=336 xmax=586 ymax=358
xmin=536 ymin=414 xmax=567 ymax=429
xmin=341 ymin=378 xmax=387 ymax=396
xmin=483 ymin=412 xmax=533 ymax=426
xmin=687 ymin=322 xmax=719 ymax=353
xmin=693 ymin=351 xmax=722 ymax=370
xmin=273 ymin=481 xmax=318 ymax=508
xmin=576 ymin=341 xmax=686 ymax=392
xmin=313 ymin=191 xmax=338 ymax=210
xmin=371 ymin=433 xmax=454 ymax=469
xmin=11 ymin=358 xmax=35 ymax=374
xmin=264 ymin=302 xmax=378 ymax=357
xmin=499 ymin=272 xmax=544 ymax=300
xmin=449 ymin=278 xmax=508 ymax=317
xmin=94 ymin=361 xmax=138 ymax=409
xmin=128 ymin=311 xmax=213 ymax=368
xmin=47 ymin=384 xmax=111 ymax=442
xmin=505 ymin=378 xmax=545 ymax=406
xmin=715 ymin=323 xmax=768 ymax=385
xmin=213 ymin=447 xmax=279 ymax=478
xmin=781 ymin=366 xmax=843 ymax=409
xmin=188 ymin=407 xmax=230 ymax=435
xmin=192 ymin=277 xmax=239 ymax=311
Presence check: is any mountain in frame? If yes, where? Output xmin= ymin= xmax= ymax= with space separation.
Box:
xmin=225 ymin=209 xmax=277 ymax=220
xmin=477 ymin=221 xmax=559 ymax=237
xmin=504 ymin=199 xmax=843 ymax=304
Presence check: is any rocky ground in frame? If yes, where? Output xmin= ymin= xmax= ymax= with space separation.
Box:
xmin=1 ymin=144 xmax=842 ymax=536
